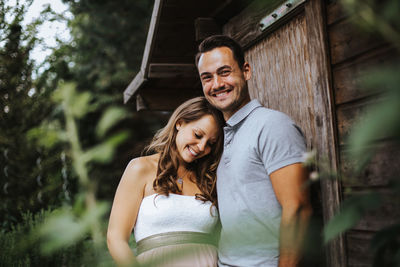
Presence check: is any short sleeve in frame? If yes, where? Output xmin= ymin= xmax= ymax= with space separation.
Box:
xmin=256 ymin=111 xmax=306 ymax=175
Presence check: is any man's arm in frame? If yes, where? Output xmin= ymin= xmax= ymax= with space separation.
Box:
xmin=270 ymin=163 xmax=312 ymax=267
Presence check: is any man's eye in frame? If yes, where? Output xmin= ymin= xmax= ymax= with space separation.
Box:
xmin=201 ymin=76 xmax=212 ymax=82
xmin=194 ymin=133 xmax=201 ymax=138
xmin=220 ymin=70 xmax=231 ymax=76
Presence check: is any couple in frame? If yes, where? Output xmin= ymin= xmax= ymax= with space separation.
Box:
xmin=107 ymin=35 xmax=312 ymax=267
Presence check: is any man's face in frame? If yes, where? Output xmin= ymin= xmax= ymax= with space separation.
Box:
xmin=197 ymin=47 xmax=251 ymax=120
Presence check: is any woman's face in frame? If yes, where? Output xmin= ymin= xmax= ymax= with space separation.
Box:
xmin=175 ymin=114 xmax=219 ymax=163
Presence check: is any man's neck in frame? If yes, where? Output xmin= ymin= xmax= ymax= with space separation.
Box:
xmin=223 ymin=98 xmax=251 ymax=121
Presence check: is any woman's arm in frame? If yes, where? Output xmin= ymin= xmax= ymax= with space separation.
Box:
xmin=107 ymin=158 xmax=149 ymax=266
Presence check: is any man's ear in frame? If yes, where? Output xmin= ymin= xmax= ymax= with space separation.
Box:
xmin=242 ymin=62 xmax=251 ymax=81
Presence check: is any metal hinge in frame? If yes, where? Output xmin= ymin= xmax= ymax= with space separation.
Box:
xmin=259 ymin=0 xmax=306 ymax=31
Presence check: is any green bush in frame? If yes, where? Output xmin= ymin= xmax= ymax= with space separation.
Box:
xmin=0 ymin=209 xmax=114 ymax=267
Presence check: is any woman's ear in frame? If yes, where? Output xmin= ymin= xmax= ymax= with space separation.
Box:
xmin=176 ymin=121 xmax=182 ymax=131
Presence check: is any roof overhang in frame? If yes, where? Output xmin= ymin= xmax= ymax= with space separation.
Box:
xmin=123 ymin=0 xmax=252 ymax=111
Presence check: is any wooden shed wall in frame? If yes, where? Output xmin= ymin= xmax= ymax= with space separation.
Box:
xmin=326 ymin=1 xmax=400 ymax=266
xmin=223 ymin=0 xmax=344 ymax=266
xmin=220 ymin=0 xmax=399 ymax=266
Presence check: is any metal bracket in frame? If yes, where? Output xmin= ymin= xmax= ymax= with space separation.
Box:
xmin=259 ymin=0 xmax=306 ymax=32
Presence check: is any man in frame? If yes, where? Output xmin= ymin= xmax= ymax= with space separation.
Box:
xmin=195 ymin=35 xmax=312 ymax=267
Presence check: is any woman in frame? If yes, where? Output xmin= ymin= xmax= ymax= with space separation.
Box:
xmin=107 ymin=97 xmax=224 ymax=267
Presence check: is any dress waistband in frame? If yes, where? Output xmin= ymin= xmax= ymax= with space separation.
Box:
xmin=136 ymin=231 xmax=217 ymax=255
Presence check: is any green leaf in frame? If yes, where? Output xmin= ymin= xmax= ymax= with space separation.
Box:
xmin=70 ymin=91 xmax=92 ymax=118
xmin=26 ymin=120 xmax=66 ymax=148
xmin=96 ymin=107 xmax=127 ymax=138
xmin=81 ymin=131 xmax=129 ymax=163
xmin=323 ymin=192 xmax=382 ymax=243
xmin=39 ymin=209 xmax=87 ymax=255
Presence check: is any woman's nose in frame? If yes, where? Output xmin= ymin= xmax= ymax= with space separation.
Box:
xmin=197 ymin=140 xmax=207 ymax=152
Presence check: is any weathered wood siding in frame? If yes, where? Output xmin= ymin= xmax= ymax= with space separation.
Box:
xmin=326 ymin=1 xmax=399 ymax=266
xmin=222 ymin=0 xmax=399 ymax=266
xmin=245 ymin=13 xmax=316 ymax=148
xmin=223 ymin=1 xmax=345 ymax=266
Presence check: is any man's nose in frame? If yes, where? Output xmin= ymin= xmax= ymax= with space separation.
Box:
xmin=212 ymin=75 xmax=224 ymax=90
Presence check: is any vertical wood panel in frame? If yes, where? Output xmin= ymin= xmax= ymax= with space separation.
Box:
xmin=243 ymin=0 xmax=345 ymax=266
xmin=305 ymin=1 xmax=346 ymax=265
xmin=245 ymin=13 xmax=316 ymax=150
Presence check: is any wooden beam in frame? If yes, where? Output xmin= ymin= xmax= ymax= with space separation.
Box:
xmin=136 ymin=94 xmax=148 ymax=111
xmin=123 ymin=70 xmax=146 ymax=104
xmin=304 ymin=0 xmax=347 ymax=266
xmin=148 ymin=63 xmax=198 ymax=78
xmin=123 ymin=0 xmax=163 ymax=104
xmin=140 ymin=0 xmax=163 ymax=75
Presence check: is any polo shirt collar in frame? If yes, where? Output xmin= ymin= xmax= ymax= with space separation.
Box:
xmin=226 ymin=99 xmax=261 ymax=127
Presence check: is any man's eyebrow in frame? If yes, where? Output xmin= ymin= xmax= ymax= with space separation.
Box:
xmin=200 ymin=71 xmax=211 ymax=77
xmin=217 ymin=65 xmax=232 ymax=71
xmin=200 ymin=65 xmax=232 ymax=77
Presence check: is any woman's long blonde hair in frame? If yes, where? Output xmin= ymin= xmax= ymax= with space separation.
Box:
xmin=146 ymin=97 xmax=224 ymax=207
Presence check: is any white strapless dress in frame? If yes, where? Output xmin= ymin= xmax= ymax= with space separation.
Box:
xmin=134 ymin=193 xmax=219 ymax=267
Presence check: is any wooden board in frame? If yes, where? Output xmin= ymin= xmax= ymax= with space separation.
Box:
xmin=328 ymin=17 xmax=387 ymax=65
xmin=245 ymin=13 xmax=316 ymax=149
xmin=340 ymin=140 xmax=400 ymax=187
xmin=326 ymin=1 xmax=350 ymax=26
xmin=342 ymin=189 xmax=400 ymax=232
xmin=223 ymin=0 xmax=302 ymax=49
xmin=335 ymin=97 xmax=376 ymax=146
xmin=333 ymin=45 xmax=397 ymax=105
xmin=346 ymin=230 xmax=374 ymax=267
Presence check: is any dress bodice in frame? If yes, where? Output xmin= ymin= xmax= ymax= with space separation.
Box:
xmin=134 ymin=193 xmax=218 ymax=242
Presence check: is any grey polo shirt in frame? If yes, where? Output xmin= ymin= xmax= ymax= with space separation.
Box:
xmin=217 ymin=99 xmax=306 ymax=267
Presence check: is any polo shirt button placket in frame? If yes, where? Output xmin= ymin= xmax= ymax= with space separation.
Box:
xmin=223 ymin=128 xmax=233 ymax=165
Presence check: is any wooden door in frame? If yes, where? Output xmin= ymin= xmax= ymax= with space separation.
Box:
xmin=223 ymin=0 xmax=345 ymax=266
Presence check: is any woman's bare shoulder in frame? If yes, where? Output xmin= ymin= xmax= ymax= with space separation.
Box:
xmin=124 ymin=154 xmax=159 ymax=180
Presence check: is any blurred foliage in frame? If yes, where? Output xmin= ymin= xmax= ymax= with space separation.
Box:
xmin=25 ymin=81 xmax=128 ymax=264
xmin=0 ymin=209 xmax=114 ymax=266
xmin=0 ymin=0 xmax=69 ymax=231
xmin=1 ymin=0 xmax=166 ymax=265
xmin=321 ymin=0 xmax=400 ymax=266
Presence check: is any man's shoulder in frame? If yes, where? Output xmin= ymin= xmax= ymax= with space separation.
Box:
xmin=248 ymin=106 xmax=294 ymax=125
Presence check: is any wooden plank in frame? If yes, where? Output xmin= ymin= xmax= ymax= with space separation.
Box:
xmin=346 ymin=230 xmax=374 ymax=267
xmin=223 ymin=0 xmax=304 ymax=49
xmin=123 ymin=70 xmax=146 ymax=104
xmin=336 ymin=97 xmax=384 ymax=146
xmin=123 ymin=0 xmax=163 ymax=103
xmin=342 ymin=190 xmax=400 ymax=232
xmin=326 ymin=1 xmax=350 ymax=26
xmin=328 ymin=17 xmax=387 ymax=65
xmin=333 ymin=45 xmax=398 ymax=105
xmin=148 ymin=63 xmax=198 ymax=78
xmin=304 ymin=0 xmax=346 ymax=266
xmin=140 ymin=0 xmax=163 ymax=75
xmin=340 ymin=140 xmax=400 ymax=187
xmin=245 ymin=13 xmax=316 ymax=150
